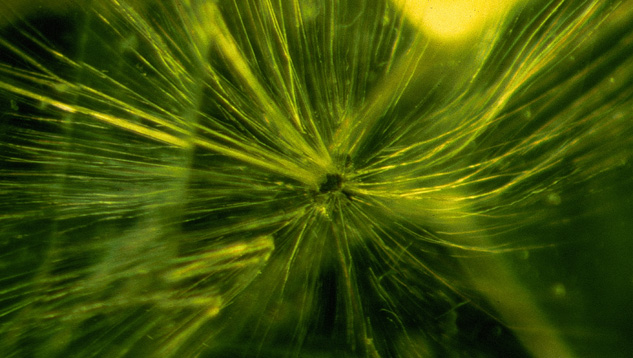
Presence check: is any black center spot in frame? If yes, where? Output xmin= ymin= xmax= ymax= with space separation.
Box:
xmin=319 ymin=173 xmax=344 ymax=194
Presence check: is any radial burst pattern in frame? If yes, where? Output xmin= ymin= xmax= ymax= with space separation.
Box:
xmin=1 ymin=0 xmax=633 ymax=357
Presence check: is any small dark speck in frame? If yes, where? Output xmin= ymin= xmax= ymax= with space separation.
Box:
xmin=319 ymin=173 xmax=343 ymax=193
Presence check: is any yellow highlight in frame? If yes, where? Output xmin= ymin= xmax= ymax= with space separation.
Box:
xmin=394 ymin=0 xmax=517 ymax=42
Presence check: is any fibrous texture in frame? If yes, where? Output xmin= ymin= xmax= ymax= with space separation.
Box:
xmin=1 ymin=1 xmax=632 ymax=357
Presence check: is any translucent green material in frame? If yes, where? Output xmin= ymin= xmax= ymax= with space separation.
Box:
xmin=1 ymin=1 xmax=632 ymax=357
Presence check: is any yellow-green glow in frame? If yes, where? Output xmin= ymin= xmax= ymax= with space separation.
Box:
xmin=1 ymin=1 xmax=632 ymax=357
xmin=394 ymin=0 xmax=518 ymax=41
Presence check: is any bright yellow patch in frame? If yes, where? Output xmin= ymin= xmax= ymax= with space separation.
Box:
xmin=394 ymin=0 xmax=518 ymax=42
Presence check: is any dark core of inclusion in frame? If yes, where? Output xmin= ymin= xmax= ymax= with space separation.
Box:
xmin=319 ymin=173 xmax=344 ymax=194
